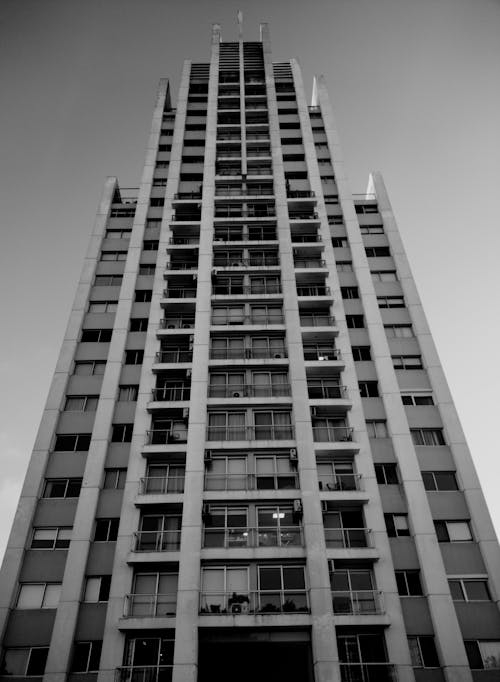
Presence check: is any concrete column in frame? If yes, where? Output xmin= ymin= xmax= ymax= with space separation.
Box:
xmin=0 ymin=176 xmax=117 ymax=646
xmin=315 ymin=77 xmax=472 ymax=682
xmin=171 ymin=24 xmax=220 ymax=682
xmin=96 ymin=78 xmax=173 ymax=682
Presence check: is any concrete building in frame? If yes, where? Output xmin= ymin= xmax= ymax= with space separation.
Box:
xmin=1 ymin=22 xmax=499 ymax=682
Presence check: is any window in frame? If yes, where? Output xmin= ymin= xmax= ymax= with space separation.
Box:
xmin=328 ymin=216 xmax=344 ymax=225
xmin=81 ymin=329 xmax=112 ymax=343
xmin=150 ymin=198 xmax=165 ymax=207
xmin=341 ymin=286 xmax=359 ymax=299
xmin=360 ymin=225 xmax=384 ymax=234
xmin=422 ymin=471 xmax=458 ymax=491
xmin=94 ymin=518 xmax=119 ymax=542
xmin=449 ymin=579 xmax=490 ymax=602
xmin=43 ymin=478 xmax=82 ymax=498
xmin=152 ymin=179 xmax=167 ymax=187
xmin=103 ymin=469 xmax=127 ymax=489
xmin=88 ymin=301 xmax=118 ymax=313
xmin=352 ymin=346 xmax=371 ymax=361
xmin=336 ymin=261 xmax=352 ymax=271
xmin=434 ymin=521 xmax=472 ymax=543
xmin=94 ymin=274 xmax=123 ymax=286
xmin=355 ymin=204 xmax=379 ymax=215
xmin=135 ymin=290 xmax=152 ymax=303
xmin=393 ymin=355 xmax=423 ymax=370
xmin=111 ymin=424 xmax=133 ymax=443
xmin=118 ymin=385 xmax=139 ymax=401
xmin=359 ymin=381 xmax=379 ymax=397
xmin=105 ymin=228 xmax=131 ymax=239
xmin=53 ymin=434 xmax=91 ymax=452
xmin=366 ymin=420 xmax=388 ymax=438
xmin=158 ymin=145 xmax=171 ymax=152
xmin=64 ymin=395 xmax=99 ymax=411
xmin=143 ymin=240 xmax=159 ymax=251
xmin=16 ymin=583 xmax=61 ymax=609
xmin=332 ymin=238 xmax=348 ymax=247
xmin=31 ymin=527 xmax=71 ymax=549
xmin=375 ymin=463 xmax=399 ymax=485
xmin=385 ymin=513 xmax=410 ymax=537
xmin=378 ymin=296 xmax=405 ymax=308
xmin=408 ymin=636 xmax=440 ymax=668
xmin=70 ymin=641 xmax=102 ymax=673
xmin=125 ymin=349 xmax=144 ymax=365
xmin=73 ymin=360 xmax=106 ymax=376
xmin=465 ymin=640 xmax=500 ymax=670
xmin=385 ymin=324 xmax=413 ymax=338
xmin=146 ymin=219 xmax=161 ymax=229
xmin=410 ymin=429 xmax=445 ymax=446
xmin=371 ymin=270 xmax=397 ymax=281
xmin=139 ymin=264 xmax=156 ymax=275
xmin=110 ymin=208 xmax=135 ymax=217
xmin=346 ymin=315 xmax=364 ymax=328
xmin=365 ymin=246 xmax=390 ymax=257
xmin=1 ymin=647 xmax=49 ymax=676
xmin=84 ymin=576 xmax=111 ymax=602
xmin=395 ymin=571 xmax=423 ymax=596
xmin=402 ymin=393 xmax=434 ymax=406
xmin=100 ymin=251 xmax=127 ymax=261
xmin=130 ymin=318 xmax=148 ymax=332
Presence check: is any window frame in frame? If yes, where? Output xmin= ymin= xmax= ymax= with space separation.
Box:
xmin=16 ymin=583 xmax=62 ymax=609
xmin=395 ymin=570 xmax=423 ymax=596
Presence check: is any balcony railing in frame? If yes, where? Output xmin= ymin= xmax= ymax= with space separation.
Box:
xmin=162 ymin=288 xmax=197 ymax=298
xmin=304 ymin=348 xmax=341 ymax=361
xmin=339 ymin=663 xmax=397 ymax=682
xmin=291 ymin=233 xmax=321 ymax=243
xmin=294 ymin=259 xmax=325 ymax=268
xmin=173 ymin=192 xmax=201 ymax=200
xmin=146 ymin=429 xmax=188 ymax=445
xmin=154 ymin=350 xmax=193 ymax=363
xmin=209 ymin=348 xmax=287 ymax=360
xmin=332 ymin=590 xmax=384 ymax=615
xmin=170 ymin=213 xmax=201 ymax=222
xmin=297 ymin=286 xmax=331 ymax=297
xmin=202 ymin=526 xmax=303 ymax=548
xmin=217 ymin=132 xmax=240 ymax=140
xmin=166 ymin=262 xmax=198 ymax=270
xmin=213 ymin=229 xmax=277 ymax=242
xmin=210 ymin=314 xmax=284 ymax=326
xmin=214 ymin=187 xmax=274 ymax=197
xmin=318 ymin=473 xmax=362 ymax=491
xmin=168 ymin=237 xmax=199 ymax=245
xmin=208 ymin=383 xmax=291 ymax=398
xmin=214 ymin=207 xmax=276 ymax=218
xmin=212 ymin=256 xmax=280 ymax=267
xmin=133 ymin=530 xmax=181 ymax=552
xmin=200 ymin=589 xmax=309 ymax=615
xmin=300 ymin=314 xmax=335 ymax=327
xmin=139 ymin=476 xmax=185 ymax=494
xmin=204 ymin=471 xmax=298 ymax=491
xmin=287 ymin=190 xmax=316 ymax=198
xmin=206 ymin=425 xmax=294 ymax=441
xmin=324 ymin=527 xmax=372 ymax=549
xmin=216 ymin=150 xmax=241 ymax=158
xmin=312 ymin=426 xmax=353 ymax=442
xmin=289 ymin=212 xmax=319 ymax=220
xmin=116 ymin=666 xmax=173 ymax=682
xmin=246 ymin=133 xmax=270 ymax=140
xmin=123 ymin=593 xmax=177 ymax=617
xmin=246 ymin=167 xmax=272 ymax=176
xmin=246 ymin=149 xmax=271 ymax=157
xmin=307 ymin=385 xmax=347 ymax=399
xmin=151 ymin=386 xmax=191 ymax=401
xmin=215 ymin=168 xmax=242 ymax=176
xmin=212 ymin=284 xmax=282 ymax=296
xmin=159 ymin=318 xmax=195 ymax=329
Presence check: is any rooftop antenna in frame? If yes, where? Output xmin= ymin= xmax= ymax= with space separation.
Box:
xmin=237 ymin=9 xmax=243 ymax=40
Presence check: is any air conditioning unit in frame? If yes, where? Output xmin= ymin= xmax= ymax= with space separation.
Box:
xmin=321 ymin=500 xmax=328 ymax=514
xmin=204 ymin=450 xmax=213 ymax=463
xmin=170 ymin=431 xmax=182 ymax=442
xmin=273 ymin=352 xmax=284 ymax=359
xmin=289 ymin=448 xmax=298 ymax=462
xmin=293 ymin=500 xmax=303 ymax=519
xmin=232 ymin=391 xmax=242 ymax=398
xmin=182 ymin=323 xmax=193 ymax=329
xmin=167 ymin=323 xmax=176 ymax=329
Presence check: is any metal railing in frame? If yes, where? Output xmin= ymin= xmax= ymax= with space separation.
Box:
xmin=246 ymin=133 xmax=270 ymax=140
xmin=308 ymin=105 xmax=321 ymax=113
xmin=300 ymin=315 xmax=335 ymax=327
xmin=307 ymin=385 xmax=347 ymax=399
xmin=202 ymin=526 xmax=303 ymax=548
xmin=133 ymin=530 xmax=181 ymax=552
xmin=159 ymin=319 xmax=195 ymax=329
xmin=294 ymin=259 xmax=325 ymax=268
xmin=212 ymin=284 xmax=282 ymax=296
xmin=213 ymin=229 xmax=277 ymax=242
xmin=287 ymin=190 xmax=315 ymax=198
xmin=116 ymin=666 xmax=173 ymax=682
xmin=151 ymin=386 xmax=191 ymax=401
xmin=199 ymin=589 xmax=309 ymax=615
xmin=289 ymin=211 xmax=319 ymax=220
xmin=217 ymin=132 xmax=240 ymax=140
xmin=139 ymin=476 xmax=185 ymax=495
xmin=208 ymin=383 xmax=291 ymax=398
xmin=168 ymin=237 xmax=199 ymax=245
xmin=312 ymin=426 xmax=353 ymax=442
xmin=146 ymin=429 xmax=188 ymax=445
xmin=246 ymin=167 xmax=272 ymax=175
xmin=332 ymin=590 xmax=384 ymax=615
xmin=339 ymin=663 xmax=397 ymax=682
xmin=246 ymin=149 xmax=271 ymax=157
xmin=304 ymin=348 xmax=341 ymax=361
xmin=210 ymin=314 xmax=285 ymax=326
xmin=170 ymin=213 xmax=201 ymax=222
xmin=209 ymin=348 xmax=287 ymax=360
xmin=214 ymin=208 xmax=276 ymax=218
xmin=206 ymin=425 xmax=294 ymax=441
xmin=297 ymin=286 xmax=331 ymax=296
xmin=166 ymin=262 xmax=198 ymax=270
xmin=318 ymin=473 xmax=361 ymax=491
xmin=215 ymin=168 xmax=242 ymax=176
xmin=324 ymin=527 xmax=372 ymax=549
xmin=173 ymin=192 xmax=201 ymax=200
xmin=212 ymin=257 xmax=280 ymax=267
xmin=291 ymin=233 xmax=321 ymax=243
xmin=155 ymin=350 xmax=193 ymax=363
xmin=214 ymin=187 xmax=274 ymax=197
xmin=123 ymin=593 xmax=177 ymax=617
xmin=216 ymin=150 xmax=241 ymax=158
xmin=162 ymin=288 xmax=197 ymax=298
xmin=204 ymin=471 xmax=299 ymax=491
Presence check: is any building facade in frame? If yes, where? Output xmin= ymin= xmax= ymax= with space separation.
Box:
xmin=1 ymin=22 xmax=499 ymax=682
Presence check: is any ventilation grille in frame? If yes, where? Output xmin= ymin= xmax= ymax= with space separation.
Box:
xmin=273 ymin=62 xmax=293 ymax=81
xmin=190 ymin=63 xmax=209 ymax=80
xmin=243 ymin=42 xmax=264 ymax=70
xmin=219 ymin=43 xmax=240 ymax=70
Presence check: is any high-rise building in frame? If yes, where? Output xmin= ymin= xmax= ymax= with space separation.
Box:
xmin=1 ymin=22 xmax=499 ymax=682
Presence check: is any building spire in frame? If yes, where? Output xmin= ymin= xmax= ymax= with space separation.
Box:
xmin=237 ymin=9 xmax=243 ymax=40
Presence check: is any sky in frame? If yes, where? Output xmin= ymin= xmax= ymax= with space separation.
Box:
xmin=1 ymin=0 xmax=499 ymax=560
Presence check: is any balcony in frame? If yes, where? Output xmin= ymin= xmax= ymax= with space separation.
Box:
xmin=294 ymin=259 xmax=325 ymax=268
xmin=246 ymin=132 xmax=270 ymax=141
xmin=133 ymin=530 xmax=181 ymax=552
xmin=288 ymin=211 xmax=319 ymax=220
xmin=168 ymin=237 xmax=199 ymax=245
xmin=116 ymin=666 xmax=173 ymax=682
xmin=139 ymin=476 xmax=185 ymax=495
xmin=318 ymin=473 xmax=361 ymax=492
xmin=202 ymin=526 xmax=303 ymax=548
xmin=339 ymin=664 xmax=397 ymax=682
xmin=146 ymin=428 xmax=188 ymax=445
xmin=304 ymin=348 xmax=341 ymax=361
xmin=287 ymin=190 xmax=315 ymax=198
xmin=217 ymin=132 xmax=240 ymax=140
xmin=208 ymin=383 xmax=291 ymax=398
xmin=324 ymin=527 xmax=372 ymax=549
xmin=123 ymin=593 xmax=177 ymax=617
xmin=291 ymin=233 xmax=321 ymax=243
xmin=246 ymin=148 xmax=271 ymax=157
xmin=210 ymin=314 xmax=284 ymax=326
xmin=332 ymin=590 xmax=384 ymax=615
xmin=246 ymin=166 xmax=273 ymax=176
xmin=170 ymin=213 xmax=201 ymax=222
xmin=209 ymin=348 xmax=287 ymax=360
xmin=159 ymin=318 xmax=195 ymax=329
xmin=308 ymin=384 xmax=347 ymax=399
xmin=216 ymin=167 xmax=242 ymax=177
xmin=204 ymin=471 xmax=298 ymax=491
xmin=212 ymin=284 xmax=282 ymax=296
xmin=206 ymin=425 xmax=294 ymax=441
xmin=216 ymin=149 xmax=241 ymax=158
xmin=154 ymin=350 xmax=193 ymax=363
xmin=212 ymin=256 xmax=280 ymax=267
xmin=199 ymin=589 xmax=309 ymax=615
xmin=151 ymin=386 xmax=191 ymax=401
xmin=162 ymin=287 xmax=197 ymax=299
xmin=213 ymin=228 xmax=277 ymax=242
xmin=214 ymin=206 xmax=276 ymax=218
xmin=297 ymin=285 xmax=331 ymax=297
xmin=312 ymin=426 xmax=353 ymax=442
xmin=300 ymin=314 xmax=335 ymax=327
xmin=166 ymin=261 xmax=198 ymax=271
xmin=173 ymin=191 xmax=201 ymax=200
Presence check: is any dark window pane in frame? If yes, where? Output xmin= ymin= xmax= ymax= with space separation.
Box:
xmin=434 ymin=472 xmax=458 ymax=491
xmin=395 ymin=572 xmax=408 ymax=596
xmin=448 ymin=580 xmax=464 ymax=601
xmin=88 ymin=642 xmax=102 ymax=671
xmin=406 ymin=572 xmax=423 ymax=595
xmin=419 ymin=637 xmax=439 ymax=667
xmin=99 ymin=576 xmax=112 ymax=601
xmin=422 ymin=472 xmax=436 ymax=491
xmin=464 ymin=641 xmax=483 ymax=669
xmin=26 ymin=649 xmax=49 ymax=676
xmin=464 ymin=581 xmax=490 ymax=601
xmin=71 ymin=643 xmax=90 ymax=672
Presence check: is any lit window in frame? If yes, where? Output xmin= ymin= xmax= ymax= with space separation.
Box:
xmin=366 ymin=420 xmax=388 ymax=438
xmin=88 ymin=301 xmax=118 ymax=313
xmin=434 ymin=521 xmax=472 ymax=543
xmin=392 ymin=355 xmax=423 ymax=370
xmin=401 ymin=393 xmax=434 ymax=406
xmin=384 ymin=324 xmax=413 ymax=338
xmin=371 ymin=270 xmax=397 ymax=281
xmin=31 ymin=527 xmax=71 ymax=550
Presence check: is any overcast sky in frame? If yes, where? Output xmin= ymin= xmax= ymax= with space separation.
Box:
xmin=1 ymin=0 xmax=499 ymax=560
